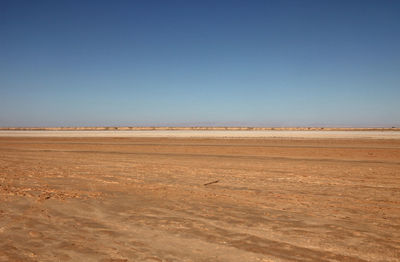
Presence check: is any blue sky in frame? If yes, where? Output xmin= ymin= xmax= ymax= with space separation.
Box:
xmin=1 ymin=0 xmax=399 ymax=127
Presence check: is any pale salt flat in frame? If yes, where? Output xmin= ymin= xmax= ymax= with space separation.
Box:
xmin=0 ymin=130 xmax=399 ymax=139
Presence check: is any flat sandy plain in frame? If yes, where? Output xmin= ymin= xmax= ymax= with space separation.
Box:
xmin=1 ymin=131 xmax=400 ymax=261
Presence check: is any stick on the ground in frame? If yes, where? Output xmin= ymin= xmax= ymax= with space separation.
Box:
xmin=204 ymin=180 xmax=219 ymax=186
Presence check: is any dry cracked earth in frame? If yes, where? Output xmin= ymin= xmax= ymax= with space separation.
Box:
xmin=0 ymin=137 xmax=399 ymax=261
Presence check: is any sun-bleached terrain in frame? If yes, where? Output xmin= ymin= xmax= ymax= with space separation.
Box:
xmin=0 ymin=130 xmax=400 ymax=139
xmin=0 ymin=133 xmax=400 ymax=261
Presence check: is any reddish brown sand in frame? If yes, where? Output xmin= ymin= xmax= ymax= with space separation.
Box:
xmin=0 ymin=137 xmax=399 ymax=261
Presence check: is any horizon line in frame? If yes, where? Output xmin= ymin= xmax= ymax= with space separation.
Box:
xmin=1 ymin=126 xmax=399 ymax=131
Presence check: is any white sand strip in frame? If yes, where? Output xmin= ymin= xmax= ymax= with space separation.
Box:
xmin=0 ymin=130 xmax=400 ymax=139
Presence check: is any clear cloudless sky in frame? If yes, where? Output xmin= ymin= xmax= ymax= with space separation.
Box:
xmin=1 ymin=0 xmax=399 ymax=127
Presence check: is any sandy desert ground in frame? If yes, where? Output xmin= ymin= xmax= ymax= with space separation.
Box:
xmin=0 ymin=132 xmax=400 ymax=261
